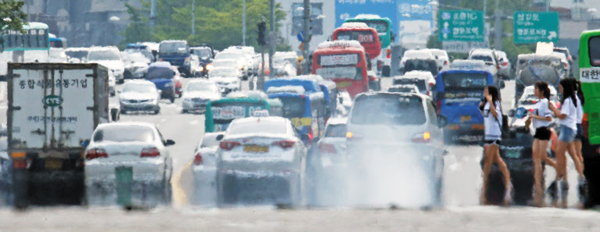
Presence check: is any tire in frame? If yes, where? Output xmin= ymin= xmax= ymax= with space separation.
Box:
xmin=153 ymin=108 xmax=160 ymax=115
xmin=170 ymin=95 xmax=175 ymax=103
xmin=382 ymin=66 xmax=391 ymax=77
xmin=162 ymin=178 xmax=172 ymax=205
xmin=13 ymin=170 xmax=29 ymax=209
xmin=181 ymin=109 xmax=188 ymax=114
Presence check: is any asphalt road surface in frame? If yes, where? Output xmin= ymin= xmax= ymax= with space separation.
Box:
xmin=0 ymin=77 xmax=594 ymax=231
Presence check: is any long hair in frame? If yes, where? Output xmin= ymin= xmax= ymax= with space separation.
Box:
xmin=569 ymin=78 xmax=585 ymax=106
xmin=560 ymin=78 xmax=577 ymax=107
xmin=535 ymin=81 xmax=550 ymax=100
xmin=487 ymin=85 xmax=500 ymax=105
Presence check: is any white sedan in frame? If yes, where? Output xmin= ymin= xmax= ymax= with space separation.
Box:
xmin=84 ymin=122 xmax=175 ymax=205
xmin=181 ymin=79 xmax=221 ymax=113
xmin=215 ymin=116 xmax=308 ymax=206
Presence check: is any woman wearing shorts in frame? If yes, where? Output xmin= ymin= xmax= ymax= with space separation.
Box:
xmin=525 ymin=81 xmax=553 ymax=206
xmin=570 ymin=78 xmax=587 ymax=202
xmin=548 ymin=79 xmax=579 ymax=208
xmin=480 ymin=86 xmax=512 ymax=205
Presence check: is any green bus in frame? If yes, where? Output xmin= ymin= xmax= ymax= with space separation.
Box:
xmin=1 ymin=22 xmax=50 ymax=52
xmin=578 ymin=29 xmax=600 ymax=208
xmin=345 ymin=15 xmax=394 ymax=76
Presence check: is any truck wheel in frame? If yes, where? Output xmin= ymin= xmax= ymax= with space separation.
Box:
xmin=13 ymin=170 xmax=29 ymax=209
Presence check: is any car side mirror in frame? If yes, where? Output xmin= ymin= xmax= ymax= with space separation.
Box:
xmin=165 ymin=139 xmax=176 ymax=146
xmin=437 ymin=115 xmax=448 ymax=128
xmin=216 ymin=134 xmax=224 ymax=141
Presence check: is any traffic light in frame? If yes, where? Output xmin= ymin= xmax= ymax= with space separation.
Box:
xmin=257 ymin=22 xmax=266 ymax=46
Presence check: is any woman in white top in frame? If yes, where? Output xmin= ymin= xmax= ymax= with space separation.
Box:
xmin=479 ymin=85 xmax=512 ymax=205
xmin=548 ymin=79 xmax=580 ymax=207
xmin=568 ymin=78 xmax=587 ymax=203
xmin=525 ymin=81 xmax=554 ymax=206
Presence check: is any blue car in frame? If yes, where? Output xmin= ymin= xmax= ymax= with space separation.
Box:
xmin=144 ymin=62 xmax=182 ymax=103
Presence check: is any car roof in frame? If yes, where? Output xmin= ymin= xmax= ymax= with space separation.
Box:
xmin=232 ymin=116 xmax=289 ymax=125
xmin=149 ymin=62 xmax=172 ymax=68
xmin=96 ymin=122 xmax=156 ymax=129
xmin=327 ymin=117 xmax=347 ymax=125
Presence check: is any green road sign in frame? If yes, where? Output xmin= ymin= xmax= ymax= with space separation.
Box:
xmin=514 ymin=11 xmax=559 ymax=44
xmin=439 ymin=10 xmax=485 ymax=42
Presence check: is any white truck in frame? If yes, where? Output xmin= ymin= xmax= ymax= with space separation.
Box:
xmin=7 ymin=63 xmax=112 ymax=208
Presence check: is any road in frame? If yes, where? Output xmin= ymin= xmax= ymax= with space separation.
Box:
xmin=0 ymin=77 xmax=594 ymax=231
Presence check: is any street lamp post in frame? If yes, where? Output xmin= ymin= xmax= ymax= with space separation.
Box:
xmin=243 ymin=0 xmax=246 ymax=46
xmin=192 ymin=0 xmax=195 ymax=36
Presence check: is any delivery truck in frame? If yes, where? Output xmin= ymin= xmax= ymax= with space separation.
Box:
xmin=6 ymin=63 xmax=111 ymax=208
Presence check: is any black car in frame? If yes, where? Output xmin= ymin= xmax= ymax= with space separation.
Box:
xmin=191 ymin=45 xmax=215 ymax=77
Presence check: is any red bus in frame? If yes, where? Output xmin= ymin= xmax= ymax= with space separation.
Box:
xmin=312 ymin=41 xmax=369 ymax=98
xmin=332 ymin=22 xmax=381 ymax=60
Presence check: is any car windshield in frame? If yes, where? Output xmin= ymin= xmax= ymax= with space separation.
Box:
xmin=470 ymin=55 xmax=493 ymax=62
xmin=88 ymin=50 xmax=120 ymax=61
xmin=388 ymin=86 xmax=417 ymax=93
xmin=159 ymin=42 xmax=188 ymax=55
xmin=325 ymin=124 xmax=346 ymax=137
xmin=227 ymin=120 xmax=286 ymax=135
xmin=442 ymin=73 xmax=488 ymax=89
xmin=210 ymin=69 xmax=238 ymax=77
xmin=93 ymin=125 xmax=155 ymax=143
xmin=146 ymin=67 xmax=174 ymax=80
xmin=128 ymin=53 xmax=150 ymax=63
xmin=280 ymin=97 xmax=306 ymax=118
xmin=187 ymin=82 xmax=218 ymax=92
xmin=392 ymin=79 xmax=426 ymax=94
xmin=66 ymin=50 xmax=89 ymax=59
xmin=404 ymin=59 xmax=438 ymax=76
xmin=213 ymin=60 xmax=237 ymax=67
xmin=364 ymin=21 xmax=388 ymax=34
xmin=351 ymin=94 xmax=426 ymax=125
xmin=122 ymin=83 xmax=155 ymax=93
xmin=192 ymin=48 xmax=212 ymax=58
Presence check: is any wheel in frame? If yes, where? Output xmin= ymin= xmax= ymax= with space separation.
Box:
xmin=170 ymin=95 xmax=175 ymax=103
xmin=12 ymin=170 xmax=29 ymax=209
xmin=162 ymin=177 xmax=172 ymax=205
xmin=182 ymin=109 xmax=188 ymax=114
xmin=153 ymin=108 xmax=160 ymax=115
xmin=121 ymin=110 xmax=127 ymax=115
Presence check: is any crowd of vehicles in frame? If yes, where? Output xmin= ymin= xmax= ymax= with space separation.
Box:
xmin=2 ymin=19 xmax=600 ymax=211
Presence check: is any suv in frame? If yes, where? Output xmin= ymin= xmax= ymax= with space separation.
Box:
xmin=346 ymin=92 xmax=447 ymax=207
xmin=468 ymin=49 xmax=504 ymax=88
xmin=190 ymin=45 xmax=215 ymax=77
xmin=553 ymin=47 xmax=575 ymax=77
xmin=158 ymin=40 xmax=201 ymax=77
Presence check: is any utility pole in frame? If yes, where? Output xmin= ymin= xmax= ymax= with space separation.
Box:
xmin=150 ymin=0 xmax=157 ymax=31
xmin=192 ymin=0 xmax=196 ymax=36
xmin=243 ymin=0 xmax=246 ymax=46
xmin=483 ymin=0 xmax=487 ymax=18
xmin=494 ymin=0 xmax=502 ymax=50
xmin=303 ymin=0 xmax=311 ymax=75
xmin=546 ymin=0 xmax=549 ymax=12
xmin=257 ymin=19 xmax=266 ymax=91
xmin=268 ymin=0 xmax=275 ymax=79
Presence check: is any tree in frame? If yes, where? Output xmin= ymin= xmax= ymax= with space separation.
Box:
xmin=124 ymin=0 xmax=287 ymax=51
xmin=0 ymin=0 xmax=27 ymax=32
xmin=120 ymin=3 xmax=153 ymax=47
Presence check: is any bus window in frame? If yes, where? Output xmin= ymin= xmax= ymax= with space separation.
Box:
xmin=589 ymin=36 xmax=600 ymax=66
xmin=29 ymin=30 xmax=38 ymax=48
xmin=280 ymin=98 xmax=305 ymax=118
xmin=38 ymin=29 xmax=46 ymax=48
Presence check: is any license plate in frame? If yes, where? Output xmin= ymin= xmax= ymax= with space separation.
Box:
xmin=460 ymin=115 xmax=471 ymax=122
xmin=243 ymin=145 xmax=269 ymax=153
xmin=505 ymin=150 xmax=521 ymax=159
xmin=45 ymin=158 xmax=63 ymax=169
xmin=336 ymin=81 xmax=353 ymax=88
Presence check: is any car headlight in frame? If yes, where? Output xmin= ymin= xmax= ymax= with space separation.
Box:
xmin=184 ymin=57 xmax=191 ymax=65
xmin=206 ymin=64 xmax=213 ymax=71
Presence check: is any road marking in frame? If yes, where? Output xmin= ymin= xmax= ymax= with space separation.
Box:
xmin=171 ymin=161 xmax=193 ymax=207
xmin=189 ymin=120 xmax=199 ymax=125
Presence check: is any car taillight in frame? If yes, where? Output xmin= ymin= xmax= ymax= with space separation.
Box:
xmin=386 ymin=49 xmax=391 ymax=59
xmin=273 ymin=140 xmax=295 ymax=149
xmin=496 ymin=64 xmax=500 ymax=70
xmin=437 ymin=100 xmax=441 ymax=114
xmin=412 ymin=132 xmax=431 ymax=143
xmin=193 ymin=153 xmax=203 ymax=165
xmin=13 ymin=159 xmax=28 ymax=169
xmin=377 ymin=60 xmax=383 ymax=68
xmin=308 ymin=127 xmax=314 ymax=141
xmin=427 ymin=90 xmax=430 ymax=96
xmin=528 ymin=108 xmax=534 ymax=112
xmin=141 ymin=147 xmax=160 ymax=157
xmin=564 ymin=63 xmax=568 ymax=68
xmin=219 ymin=141 xmax=241 ymax=150
xmin=86 ymin=148 xmax=109 ymax=160
xmin=583 ymin=113 xmax=589 ymax=138
xmin=444 ymin=60 xmax=448 ymax=65
xmin=370 ymin=76 xmax=376 ymax=81
xmin=319 ymin=143 xmax=336 ymax=154
xmin=501 ymin=61 xmax=508 ymax=66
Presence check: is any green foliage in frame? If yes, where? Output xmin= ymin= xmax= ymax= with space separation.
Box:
xmin=0 ymin=0 xmax=27 ymax=32
xmin=123 ymin=0 xmax=287 ymax=51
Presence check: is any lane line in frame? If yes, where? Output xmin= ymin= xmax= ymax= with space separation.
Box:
xmin=171 ymin=161 xmax=193 ymax=207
